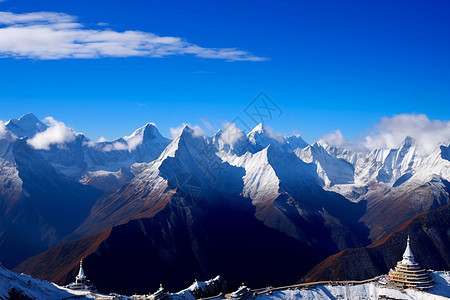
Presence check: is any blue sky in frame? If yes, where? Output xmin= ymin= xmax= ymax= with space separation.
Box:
xmin=1 ymin=0 xmax=449 ymax=143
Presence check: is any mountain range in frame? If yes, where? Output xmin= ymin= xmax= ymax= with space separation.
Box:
xmin=1 ymin=113 xmax=449 ymax=294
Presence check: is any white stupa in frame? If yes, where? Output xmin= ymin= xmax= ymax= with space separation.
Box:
xmin=388 ymin=236 xmax=434 ymax=290
xmin=65 ymin=260 xmax=96 ymax=291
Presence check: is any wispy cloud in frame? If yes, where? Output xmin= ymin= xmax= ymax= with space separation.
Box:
xmin=0 ymin=11 xmax=267 ymax=61
xmin=220 ymin=122 xmax=245 ymax=146
xmin=200 ymin=119 xmax=215 ymax=133
xmin=0 ymin=120 xmax=11 ymax=140
xmin=125 ymin=134 xmax=144 ymax=151
xmin=320 ymin=114 xmax=450 ymax=154
xmin=102 ymin=141 xmax=128 ymax=152
xmin=170 ymin=123 xmax=205 ymax=139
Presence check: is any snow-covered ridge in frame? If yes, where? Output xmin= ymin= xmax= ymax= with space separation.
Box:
xmin=0 ymin=264 xmax=96 ymax=299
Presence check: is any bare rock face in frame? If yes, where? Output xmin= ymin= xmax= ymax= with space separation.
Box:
xmin=302 ymin=204 xmax=450 ymax=282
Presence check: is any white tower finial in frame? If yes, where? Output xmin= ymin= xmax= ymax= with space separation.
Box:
xmin=401 ymin=235 xmax=416 ymax=265
xmin=76 ymin=259 xmax=86 ymax=283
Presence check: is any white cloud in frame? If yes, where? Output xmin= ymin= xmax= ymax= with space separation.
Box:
xmin=170 ymin=125 xmax=185 ymax=139
xmin=97 ymin=136 xmax=107 ymax=143
xmin=0 ymin=10 xmax=267 ymax=61
xmin=264 ymin=125 xmax=284 ymax=143
xmin=319 ymin=130 xmax=365 ymax=152
xmin=27 ymin=116 xmax=77 ymax=150
xmin=170 ymin=123 xmax=205 ymax=139
xmin=102 ymin=141 xmax=128 ymax=152
xmin=125 ymin=134 xmax=143 ymax=151
xmin=364 ymin=114 xmax=450 ymax=154
xmin=200 ymin=119 xmax=214 ymax=132
xmin=320 ymin=114 xmax=450 ymax=154
xmin=191 ymin=125 xmax=206 ymax=137
xmin=220 ymin=122 xmax=245 ymax=146
xmin=0 ymin=120 xmax=9 ymax=140
xmin=319 ymin=130 xmax=347 ymax=147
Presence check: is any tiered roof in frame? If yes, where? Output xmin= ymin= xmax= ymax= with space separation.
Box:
xmin=388 ymin=236 xmax=434 ymax=290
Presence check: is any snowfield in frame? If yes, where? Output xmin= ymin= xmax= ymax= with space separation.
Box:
xmin=252 ymin=272 xmax=450 ymax=300
xmin=0 ymin=264 xmax=124 ymax=299
xmin=2 ymin=262 xmax=449 ymax=300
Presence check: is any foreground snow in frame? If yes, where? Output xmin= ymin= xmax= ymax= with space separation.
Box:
xmin=2 ymin=262 xmax=449 ymax=300
xmin=253 ymin=272 xmax=450 ymax=300
xmin=0 ymin=264 xmax=124 ymax=299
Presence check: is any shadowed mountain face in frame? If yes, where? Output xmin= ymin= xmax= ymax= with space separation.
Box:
xmin=15 ymin=127 xmax=369 ymax=294
xmin=82 ymin=196 xmax=326 ymax=295
xmin=0 ymin=139 xmax=102 ymax=268
xmin=301 ymin=204 xmax=450 ymax=283
xmin=16 ymin=192 xmax=348 ymax=295
xmin=0 ymin=115 xmax=171 ymax=268
xmin=3 ymin=114 xmax=450 ymax=293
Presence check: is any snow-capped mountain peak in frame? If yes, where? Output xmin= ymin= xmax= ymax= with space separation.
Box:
xmin=285 ymin=134 xmax=308 ymax=150
xmin=247 ymin=123 xmax=284 ymax=151
xmin=124 ymin=122 xmax=161 ymax=141
xmin=249 ymin=122 xmax=264 ymax=134
xmin=5 ymin=113 xmax=47 ymax=138
xmin=123 ymin=122 xmax=168 ymax=153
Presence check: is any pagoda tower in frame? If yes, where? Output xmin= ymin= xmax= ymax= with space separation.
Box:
xmin=388 ymin=236 xmax=434 ymax=290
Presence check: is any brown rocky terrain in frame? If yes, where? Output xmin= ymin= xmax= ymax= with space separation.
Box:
xmin=302 ymin=204 xmax=450 ymax=282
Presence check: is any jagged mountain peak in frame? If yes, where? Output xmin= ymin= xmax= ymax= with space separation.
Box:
xmin=398 ymin=136 xmax=418 ymax=152
xmin=7 ymin=113 xmax=39 ymax=124
xmin=213 ymin=128 xmax=223 ymax=137
xmin=177 ymin=124 xmax=207 ymax=141
xmin=310 ymin=141 xmax=323 ymax=148
xmin=247 ymin=123 xmax=284 ymax=152
xmin=249 ymin=122 xmax=264 ymax=134
xmin=124 ymin=122 xmax=163 ymax=141
xmin=284 ymin=134 xmax=308 ymax=150
xmin=5 ymin=113 xmax=47 ymax=138
xmin=156 ymin=124 xmax=208 ymax=162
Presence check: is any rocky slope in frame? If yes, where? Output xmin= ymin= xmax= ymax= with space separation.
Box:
xmin=0 ymin=137 xmax=102 ymax=268
xmin=2 ymin=113 xmax=450 ymax=293
xmin=0 ymin=114 xmax=170 ymax=268
xmin=15 ymin=126 xmax=368 ymax=295
xmin=302 ymin=204 xmax=450 ymax=282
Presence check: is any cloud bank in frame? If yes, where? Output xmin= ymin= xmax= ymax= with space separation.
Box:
xmin=320 ymin=114 xmax=450 ymax=154
xmin=0 ymin=11 xmax=267 ymax=61
xmin=27 ymin=117 xmax=78 ymax=150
